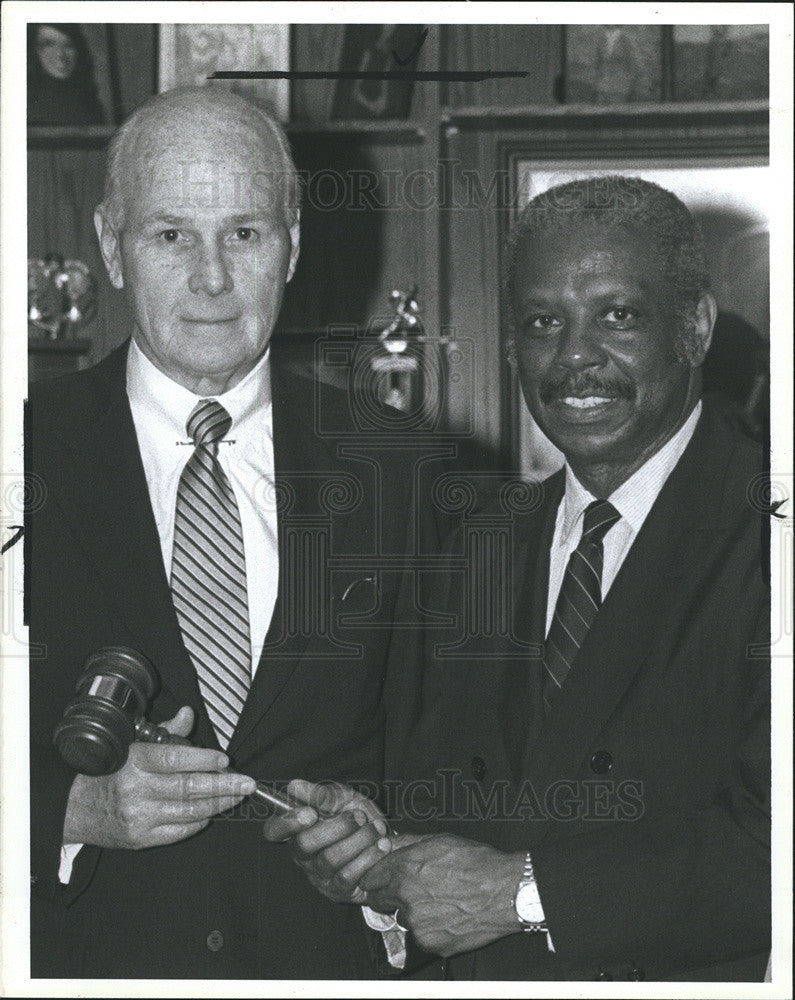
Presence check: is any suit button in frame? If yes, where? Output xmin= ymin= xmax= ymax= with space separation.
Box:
xmin=590 ymin=750 xmax=613 ymax=774
xmin=471 ymin=756 xmax=486 ymax=780
xmin=596 ymin=968 xmax=613 ymax=981
xmin=628 ymin=965 xmax=645 ymax=981
xmin=206 ymin=930 xmax=224 ymax=952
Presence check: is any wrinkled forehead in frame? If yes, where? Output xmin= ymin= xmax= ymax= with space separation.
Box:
xmin=513 ymin=220 xmax=678 ymax=307
xmin=123 ymin=109 xmax=287 ymax=217
xmin=518 ymin=218 xmax=666 ymax=273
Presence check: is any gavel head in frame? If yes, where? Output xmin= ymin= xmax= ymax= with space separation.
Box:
xmin=53 ymin=646 xmax=159 ymax=775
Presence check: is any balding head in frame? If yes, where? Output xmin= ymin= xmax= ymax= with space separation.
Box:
xmin=99 ymin=86 xmax=300 ymax=236
xmin=92 ymin=86 xmax=301 ymax=395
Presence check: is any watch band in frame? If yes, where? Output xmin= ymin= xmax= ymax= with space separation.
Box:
xmin=515 ymin=852 xmax=547 ymax=933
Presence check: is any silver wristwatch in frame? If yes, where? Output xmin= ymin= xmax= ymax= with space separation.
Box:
xmin=514 ymin=852 xmax=547 ymax=932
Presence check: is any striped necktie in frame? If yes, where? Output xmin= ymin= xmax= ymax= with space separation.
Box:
xmin=170 ymin=399 xmax=251 ymax=748
xmin=542 ymin=499 xmax=621 ymax=714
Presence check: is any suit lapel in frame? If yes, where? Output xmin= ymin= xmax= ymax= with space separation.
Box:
xmin=53 ymin=349 xmax=357 ymax=758
xmin=54 ymin=344 xmax=208 ymax=732
xmin=500 ymin=472 xmax=563 ymax=784
xmin=229 ymin=363 xmax=338 ymax=757
xmin=522 ymin=406 xmax=738 ymax=804
xmin=528 ymin=474 xmax=563 ymax=644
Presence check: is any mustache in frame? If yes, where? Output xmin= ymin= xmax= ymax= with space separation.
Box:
xmin=539 ymin=372 xmax=636 ymax=405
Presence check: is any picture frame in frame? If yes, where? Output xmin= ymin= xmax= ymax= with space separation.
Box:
xmin=562 ymin=24 xmax=770 ymax=108
xmin=332 ymin=24 xmax=424 ymax=120
xmin=27 ymin=24 xmax=158 ymax=149
xmin=672 ymin=24 xmax=769 ymax=102
xmin=563 ymin=25 xmax=665 ymax=105
xmin=157 ymin=23 xmax=290 ymax=122
xmin=27 ymin=22 xmax=122 ymax=131
xmin=498 ymin=107 xmax=770 ymax=478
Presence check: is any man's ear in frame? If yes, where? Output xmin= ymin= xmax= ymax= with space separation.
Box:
xmin=93 ymin=207 xmax=124 ymax=290
xmin=691 ymin=291 xmax=717 ymax=365
xmin=286 ymin=211 xmax=300 ymax=283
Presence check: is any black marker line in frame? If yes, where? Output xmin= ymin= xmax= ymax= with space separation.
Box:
xmin=767 ymin=499 xmax=788 ymax=518
xmin=211 ymin=71 xmax=527 ymax=82
xmin=1 ymin=525 xmax=23 ymax=555
xmin=392 ymin=27 xmax=429 ymax=66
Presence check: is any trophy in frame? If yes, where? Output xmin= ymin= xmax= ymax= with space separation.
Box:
xmin=28 ymin=254 xmax=97 ymax=340
xmin=372 ymin=286 xmax=422 ymax=412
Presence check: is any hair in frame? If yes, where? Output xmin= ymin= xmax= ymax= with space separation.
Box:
xmin=98 ymin=86 xmax=301 ymax=233
xmin=502 ymin=175 xmax=712 ymax=361
xmin=27 ymin=23 xmax=106 ymax=126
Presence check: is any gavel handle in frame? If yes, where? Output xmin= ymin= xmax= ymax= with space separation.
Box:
xmin=135 ymin=719 xmax=191 ymax=744
xmin=133 ymin=719 xmax=299 ymax=816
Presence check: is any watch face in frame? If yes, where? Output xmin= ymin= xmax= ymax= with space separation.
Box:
xmin=516 ymin=882 xmax=545 ymax=924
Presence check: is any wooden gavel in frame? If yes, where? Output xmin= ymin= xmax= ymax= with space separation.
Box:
xmin=53 ymin=645 xmax=298 ymax=816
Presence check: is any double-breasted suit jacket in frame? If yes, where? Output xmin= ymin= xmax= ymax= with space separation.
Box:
xmin=384 ymin=400 xmax=770 ymax=982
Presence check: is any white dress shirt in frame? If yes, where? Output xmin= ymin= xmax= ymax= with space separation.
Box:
xmin=60 ymin=339 xmax=278 ymax=883
xmin=127 ymin=338 xmax=279 ymax=668
xmin=546 ymin=401 xmax=702 ymax=634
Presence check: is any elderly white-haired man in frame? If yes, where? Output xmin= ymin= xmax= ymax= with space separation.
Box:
xmin=27 ymin=86 xmax=422 ymax=979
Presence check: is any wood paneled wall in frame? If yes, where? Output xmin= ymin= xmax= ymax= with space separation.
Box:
xmin=30 ymin=25 xmax=769 ymax=466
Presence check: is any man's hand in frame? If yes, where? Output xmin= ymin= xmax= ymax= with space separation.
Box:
xmin=359 ymin=834 xmax=526 ymax=957
xmin=62 ymin=707 xmax=256 ymax=850
xmin=262 ymin=779 xmax=392 ymax=904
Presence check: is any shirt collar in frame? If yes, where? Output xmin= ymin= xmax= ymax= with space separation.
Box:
xmin=126 ymin=338 xmax=272 ymax=440
xmin=561 ymin=399 xmax=702 ymax=543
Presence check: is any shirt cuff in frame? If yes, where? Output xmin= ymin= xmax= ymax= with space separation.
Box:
xmin=59 ymin=843 xmax=83 ymax=883
xmin=362 ymin=906 xmax=407 ymax=969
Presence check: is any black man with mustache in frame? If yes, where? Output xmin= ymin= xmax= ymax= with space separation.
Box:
xmin=264 ymin=176 xmax=770 ymax=982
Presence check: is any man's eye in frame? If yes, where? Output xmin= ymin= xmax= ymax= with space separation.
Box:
xmin=160 ymin=229 xmax=180 ymax=243
xmin=525 ymin=314 xmax=561 ymax=331
xmin=234 ymin=227 xmax=257 ymax=242
xmin=603 ymin=307 xmax=638 ymax=326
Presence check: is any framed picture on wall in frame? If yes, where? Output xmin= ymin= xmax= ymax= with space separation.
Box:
xmin=27 ymin=23 xmax=122 ymax=129
xmin=158 ymin=23 xmax=290 ymax=121
xmin=564 ymin=25 xmax=665 ymax=105
xmin=562 ymin=24 xmax=770 ymax=107
xmin=672 ymin=24 xmax=769 ymax=102
xmin=332 ymin=24 xmax=423 ymax=119
xmin=499 ymin=107 xmax=769 ymax=479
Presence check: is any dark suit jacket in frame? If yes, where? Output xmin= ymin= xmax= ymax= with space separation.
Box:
xmin=385 ymin=400 xmax=770 ymax=982
xmin=26 ymin=340 xmax=433 ymax=978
